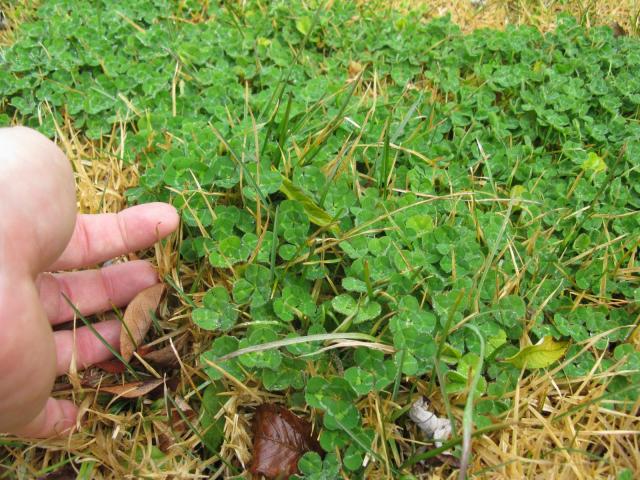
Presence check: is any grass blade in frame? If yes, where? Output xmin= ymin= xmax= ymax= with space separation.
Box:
xmin=61 ymin=293 xmax=139 ymax=379
xmin=458 ymin=324 xmax=486 ymax=480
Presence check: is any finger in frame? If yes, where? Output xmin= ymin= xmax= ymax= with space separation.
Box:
xmin=37 ymin=260 xmax=159 ymax=325
xmin=0 ymin=126 xmax=76 ymax=274
xmin=10 ymin=398 xmax=78 ymax=438
xmin=54 ymin=319 xmax=121 ymax=375
xmin=49 ymin=203 xmax=179 ymax=271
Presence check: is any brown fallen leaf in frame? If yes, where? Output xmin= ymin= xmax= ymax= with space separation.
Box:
xmin=250 ymin=404 xmax=322 ymax=479
xmin=100 ymin=378 xmax=164 ymax=398
xmin=79 ymin=367 xmax=106 ymax=388
xmin=138 ymin=335 xmax=186 ymax=367
xmin=120 ymin=283 xmax=165 ymax=362
xmin=95 ymin=358 xmax=127 ymax=374
xmin=140 ymin=346 xmax=178 ymax=367
xmin=610 ymin=22 xmax=627 ymax=37
xmin=95 ymin=337 xmax=182 ymax=373
xmin=136 ymin=344 xmax=155 ymax=357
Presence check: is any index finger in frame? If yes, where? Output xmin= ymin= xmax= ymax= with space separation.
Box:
xmin=49 ymin=203 xmax=179 ymax=271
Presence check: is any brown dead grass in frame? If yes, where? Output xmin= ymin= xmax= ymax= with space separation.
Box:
xmin=388 ymin=0 xmax=639 ymax=35
xmin=466 ymin=338 xmax=640 ymax=479
xmin=1 ymin=1 xmax=639 ymax=479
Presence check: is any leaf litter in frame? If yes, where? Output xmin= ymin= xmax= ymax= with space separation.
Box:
xmin=120 ymin=283 xmax=166 ymax=361
xmin=250 ymin=404 xmax=322 ymax=479
xmin=99 ymin=378 xmax=164 ymax=399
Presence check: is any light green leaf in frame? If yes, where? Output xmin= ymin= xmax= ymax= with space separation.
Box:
xmin=486 ymin=329 xmax=507 ymax=357
xmin=279 ymin=177 xmax=338 ymax=232
xmin=295 ymin=16 xmax=312 ymax=36
xmin=405 ymin=214 xmax=433 ymax=236
xmin=201 ymin=336 xmax=245 ymax=381
xmin=342 ymin=277 xmax=368 ymax=293
xmin=581 ymin=151 xmax=607 ymax=175
xmin=504 ymin=336 xmax=569 ymax=369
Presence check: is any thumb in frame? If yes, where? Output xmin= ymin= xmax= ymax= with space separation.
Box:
xmin=9 ymin=398 xmax=79 ymax=438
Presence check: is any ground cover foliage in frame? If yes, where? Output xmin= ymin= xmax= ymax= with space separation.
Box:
xmin=1 ymin=0 xmax=640 ymax=477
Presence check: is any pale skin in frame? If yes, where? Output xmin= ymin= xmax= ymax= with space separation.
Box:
xmin=0 ymin=126 xmax=179 ymax=437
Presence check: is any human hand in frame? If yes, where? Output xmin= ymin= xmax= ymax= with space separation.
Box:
xmin=0 ymin=127 xmax=179 ymax=438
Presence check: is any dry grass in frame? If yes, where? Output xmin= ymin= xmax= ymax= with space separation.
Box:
xmin=1 ymin=1 xmax=639 ymax=479
xmin=389 ymin=0 xmax=640 ymax=35
xmin=467 ymin=342 xmax=640 ymax=478
xmin=0 ymin=0 xmax=40 ymax=46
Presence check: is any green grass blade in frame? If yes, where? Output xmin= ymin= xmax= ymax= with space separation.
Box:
xmin=458 ymin=324 xmax=486 ymax=480
xmin=61 ymin=293 xmax=139 ymax=379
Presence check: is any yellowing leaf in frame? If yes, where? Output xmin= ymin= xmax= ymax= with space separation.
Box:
xmin=120 ymin=283 xmax=165 ymax=362
xmin=257 ymin=37 xmax=271 ymax=47
xmin=503 ymin=336 xmax=569 ymax=369
xmin=279 ymin=177 xmax=338 ymax=233
xmin=581 ymin=151 xmax=607 ymax=175
xmin=510 ymin=185 xmax=527 ymax=207
xmin=295 ymin=16 xmax=312 ymax=36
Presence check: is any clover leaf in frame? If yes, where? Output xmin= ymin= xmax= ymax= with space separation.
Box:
xmin=191 ymin=286 xmax=238 ymax=331
xmin=297 ymin=452 xmax=340 ymax=480
xmin=273 ymin=284 xmax=316 ymax=322
xmin=261 ymin=356 xmax=305 ymax=391
xmin=277 ymin=200 xmax=311 ymax=245
xmin=238 ymin=327 xmax=282 ymax=370
xmin=232 ymin=264 xmax=271 ymax=308
xmin=201 ymin=336 xmax=245 ymax=382
xmin=331 ymin=294 xmax=381 ymax=323
xmin=208 ymin=233 xmax=257 ymax=268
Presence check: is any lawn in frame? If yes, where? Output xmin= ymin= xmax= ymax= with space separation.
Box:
xmin=1 ymin=0 xmax=639 ymax=478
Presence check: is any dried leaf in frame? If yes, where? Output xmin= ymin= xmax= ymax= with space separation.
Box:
xmin=250 ymin=404 xmax=321 ymax=479
xmin=431 ymin=453 xmax=461 ymax=468
xmin=95 ymin=358 xmax=127 ymax=374
xmin=120 ymin=283 xmax=165 ymax=362
xmin=165 ymin=396 xmax=195 ymax=437
xmin=95 ymin=337 xmax=182 ymax=373
xmin=503 ymin=336 xmax=569 ymax=369
xmin=136 ymin=344 xmax=155 ymax=356
xmin=100 ymin=378 xmax=163 ymax=398
xmin=80 ymin=368 xmax=106 ymax=388
xmin=157 ymin=430 xmax=173 ymax=453
xmin=610 ymin=22 xmax=627 ymax=37
xmin=165 ymin=376 xmax=181 ymax=391
xmin=139 ymin=336 xmax=186 ymax=367
xmin=140 ymin=346 xmax=177 ymax=366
